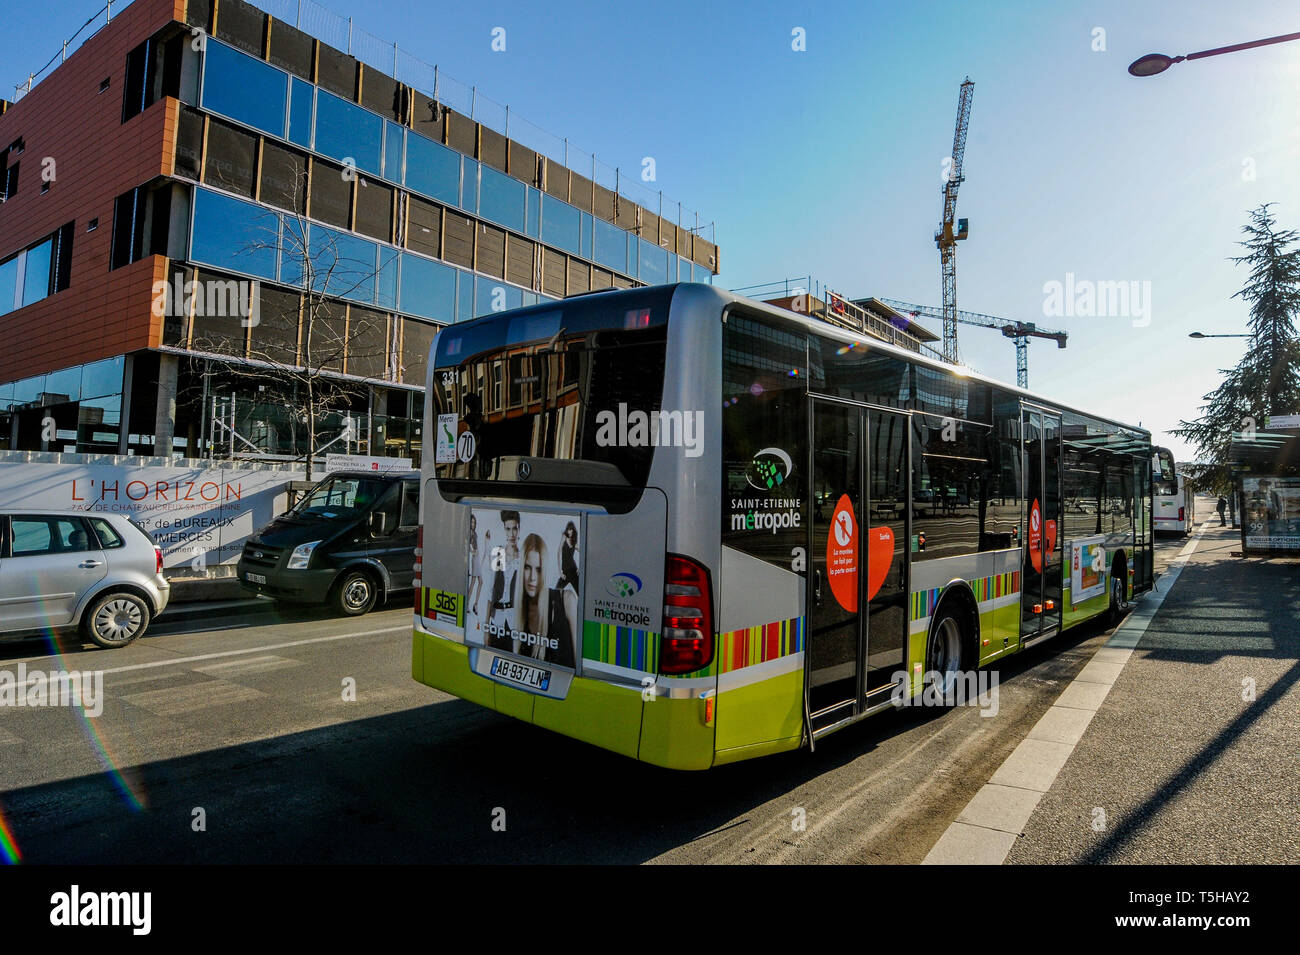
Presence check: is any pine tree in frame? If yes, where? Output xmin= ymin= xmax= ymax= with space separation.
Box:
xmin=1174 ymin=204 xmax=1300 ymax=490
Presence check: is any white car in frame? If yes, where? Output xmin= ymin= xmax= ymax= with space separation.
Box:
xmin=0 ymin=511 xmax=170 ymax=648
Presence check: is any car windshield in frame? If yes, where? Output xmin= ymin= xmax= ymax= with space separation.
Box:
xmin=290 ymin=477 xmax=390 ymax=519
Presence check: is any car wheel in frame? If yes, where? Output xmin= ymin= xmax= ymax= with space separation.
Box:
xmin=926 ymin=604 xmax=967 ymax=703
xmin=83 ymin=591 xmax=151 ymax=649
xmin=332 ymin=570 xmax=379 ymax=616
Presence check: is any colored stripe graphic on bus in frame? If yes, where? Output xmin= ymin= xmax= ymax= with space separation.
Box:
xmin=717 ymin=616 xmax=804 ymax=674
xmin=420 ymin=587 xmax=465 ymax=627
xmin=582 ymin=623 xmax=659 ymax=672
xmin=910 ymin=571 xmax=1020 ymax=620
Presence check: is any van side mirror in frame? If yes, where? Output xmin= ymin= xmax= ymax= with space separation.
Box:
xmin=369 ymin=511 xmax=390 ymax=536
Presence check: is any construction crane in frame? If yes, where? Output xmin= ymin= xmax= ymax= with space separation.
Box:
xmin=936 ymin=78 xmax=975 ymax=364
xmin=880 ymin=299 xmax=1067 ymax=389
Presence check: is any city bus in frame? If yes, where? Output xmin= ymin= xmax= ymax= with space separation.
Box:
xmin=414 ymin=283 xmax=1175 ymax=770
xmin=1154 ymin=469 xmax=1194 ymax=535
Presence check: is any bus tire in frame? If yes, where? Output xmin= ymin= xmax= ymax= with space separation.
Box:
xmin=332 ymin=569 xmax=379 ymax=616
xmin=926 ymin=603 xmax=967 ymax=702
xmin=1107 ymin=555 xmax=1129 ymax=626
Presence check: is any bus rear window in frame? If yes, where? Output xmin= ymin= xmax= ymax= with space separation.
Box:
xmin=431 ymin=294 xmax=671 ymax=490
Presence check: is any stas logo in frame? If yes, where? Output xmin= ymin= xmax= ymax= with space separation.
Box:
xmin=606 ymin=572 xmax=643 ymax=598
xmin=746 ymin=448 xmax=794 ymax=491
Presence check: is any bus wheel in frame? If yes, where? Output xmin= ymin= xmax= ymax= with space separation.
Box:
xmin=927 ymin=605 xmax=966 ymax=701
xmin=333 ymin=569 xmax=379 ymax=616
xmin=1107 ymin=559 xmax=1129 ymax=626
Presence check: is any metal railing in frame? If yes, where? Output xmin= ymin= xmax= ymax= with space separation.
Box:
xmin=731 ymin=277 xmax=948 ymax=362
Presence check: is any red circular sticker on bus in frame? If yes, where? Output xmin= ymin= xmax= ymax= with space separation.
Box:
xmin=827 ymin=494 xmax=858 ymax=612
xmin=1029 ymin=498 xmax=1042 ymax=573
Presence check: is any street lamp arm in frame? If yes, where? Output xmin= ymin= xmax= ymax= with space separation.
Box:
xmin=1185 ymin=30 xmax=1300 ymax=62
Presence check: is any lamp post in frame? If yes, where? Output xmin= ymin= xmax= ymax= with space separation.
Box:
xmin=1129 ymin=30 xmax=1300 ymax=76
xmin=1188 ymin=332 xmax=1250 ymax=338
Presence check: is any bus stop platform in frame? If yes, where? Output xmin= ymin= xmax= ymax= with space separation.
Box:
xmin=925 ymin=519 xmax=1300 ymax=865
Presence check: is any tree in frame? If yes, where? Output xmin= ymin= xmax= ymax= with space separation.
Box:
xmin=1174 ymin=204 xmax=1300 ymax=492
xmin=189 ymin=168 xmax=397 ymax=480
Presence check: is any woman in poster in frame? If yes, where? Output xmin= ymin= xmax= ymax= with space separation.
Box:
xmin=467 ymin=514 xmax=482 ymax=628
xmin=557 ymin=521 xmax=580 ymax=594
xmin=513 ymin=532 xmax=578 ymax=668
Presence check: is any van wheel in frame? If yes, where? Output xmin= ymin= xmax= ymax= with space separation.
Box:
xmin=927 ymin=604 xmax=967 ymax=702
xmin=83 ymin=592 xmax=150 ymax=648
xmin=333 ymin=570 xmax=379 ymax=616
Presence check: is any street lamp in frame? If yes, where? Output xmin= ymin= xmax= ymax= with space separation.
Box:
xmin=1188 ymin=332 xmax=1250 ymax=339
xmin=1129 ymin=30 xmax=1300 ymax=76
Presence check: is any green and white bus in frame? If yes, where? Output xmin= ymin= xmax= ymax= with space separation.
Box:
xmin=414 ymin=283 xmax=1174 ymax=770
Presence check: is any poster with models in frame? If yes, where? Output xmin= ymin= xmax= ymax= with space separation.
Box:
xmin=465 ymin=507 xmax=581 ymax=668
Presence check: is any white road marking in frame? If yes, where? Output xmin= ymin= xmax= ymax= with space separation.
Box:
xmin=923 ymin=522 xmax=1209 ymax=865
xmin=9 ymin=625 xmax=409 ymax=673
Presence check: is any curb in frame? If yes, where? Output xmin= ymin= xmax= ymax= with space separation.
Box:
xmin=160 ymin=597 xmax=278 ymax=623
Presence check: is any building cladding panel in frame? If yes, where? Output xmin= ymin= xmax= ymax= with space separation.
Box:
xmin=0 ymin=0 xmax=184 ymax=385
xmin=0 ymin=0 xmax=720 ymax=458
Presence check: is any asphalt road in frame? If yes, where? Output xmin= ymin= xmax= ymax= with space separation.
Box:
xmin=0 ymin=531 xmax=1191 ymax=864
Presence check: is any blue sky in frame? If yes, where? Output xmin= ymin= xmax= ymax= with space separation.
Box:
xmin=7 ymin=0 xmax=1300 ymax=459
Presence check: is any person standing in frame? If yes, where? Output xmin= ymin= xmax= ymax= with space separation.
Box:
xmin=1216 ymin=496 xmax=1227 ymax=526
xmin=486 ymin=511 xmax=521 ymax=649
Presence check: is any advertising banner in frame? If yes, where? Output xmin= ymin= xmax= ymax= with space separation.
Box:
xmin=467 ymin=507 xmax=581 ymax=669
xmin=0 ymin=458 xmax=301 ymax=570
xmin=1242 ymin=476 xmax=1300 ymax=551
xmin=1070 ymin=534 xmax=1107 ymax=602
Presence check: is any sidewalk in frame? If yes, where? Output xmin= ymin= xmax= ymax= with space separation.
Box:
xmin=998 ymin=520 xmax=1300 ymax=863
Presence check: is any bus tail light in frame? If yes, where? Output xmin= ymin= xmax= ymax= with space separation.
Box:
xmin=660 ymin=554 xmax=714 ymax=675
xmin=1178 ymin=506 xmax=1185 ymax=522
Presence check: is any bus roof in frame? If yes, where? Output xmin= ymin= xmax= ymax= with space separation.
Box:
xmin=440 ymin=283 xmax=1153 ymax=442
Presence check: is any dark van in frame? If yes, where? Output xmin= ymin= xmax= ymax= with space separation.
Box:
xmin=237 ymin=470 xmax=420 ymax=615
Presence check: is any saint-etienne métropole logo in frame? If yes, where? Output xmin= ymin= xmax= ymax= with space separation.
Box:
xmin=745 ymin=448 xmax=793 ymax=491
xmin=595 ymin=572 xmax=652 ymax=626
xmin=732 ymin=447 xmax=801 ymax=533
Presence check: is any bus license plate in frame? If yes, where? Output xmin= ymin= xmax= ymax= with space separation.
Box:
xmin=246 ymin=573 xmax=267 ymax=585
xmin=490 ymin=657 xmax=551 ymax=692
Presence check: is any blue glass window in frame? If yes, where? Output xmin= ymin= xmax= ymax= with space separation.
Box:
xmin=625 ymin=233 xmax=638 ymax=279
xmin=383 ymin=123 xmax=405 ymax=184
xmin=82 ymin=357 xmax=124 ymax=400
xmin=22 ymin=238 xmax=53 ymax=306
xmin=404 ymin=133 xmax=460 ymax=205
xmin=522 ymin=291 xmax=539 ymax=308
xmin=593 ymin=219 xmax=625 ymax=274
xmin=455 ymin=270 xmax=474 ymax=323
xmin=309 ymin=226 xmax=378 ymax=303
xmin=44 ymin=365 xmax=81 ymax=403
xmin=460 ymin=160 xmax=479 ymax=213
xmin=0 ymin=255 xmax=19 ymax=316
xmin=190 ymin=188 xmax=280 ymax=281
xmin=694 ymin=263 xmax=711 ymax=284
xmin=478 ymin=166 xmax=526 ymax=233
xmin=474 ymin=275 xmax=521 ymax=317
xmin=376 ymin=248 xmax=400 ymax=311
xmin=13 ymin=374 xmax=46 ymax=404
xmin=525 ymin=188 xmax=540 ymax=238
xmin=314 ymin=90 xmax=383 ymax=175
xmin=541 ymin=196 xmax=581 ymax=255
xmin=288 ymin=78 xmax=313 ymax=147
xmin=201 ymin=41 xmax=288 ymax=138
xmin=580 ymin=213 xmax=593 ymax=258
xmin=399 ymin=253 xmax=457 ymax=321
xmin=638 ymin=237 xmax=668 ymax=286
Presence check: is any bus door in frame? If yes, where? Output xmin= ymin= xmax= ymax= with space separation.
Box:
xmin=1021 ymin=407 xmax=1062 ymax=641
xmin=808 ymin=401 xmax=909 ymax=733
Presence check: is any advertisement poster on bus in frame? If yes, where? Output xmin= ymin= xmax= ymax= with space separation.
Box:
xmin=466 ymin=507 xmax=581 ymax=668
xmin=1071 ymin=534 xmax=1107 ymax=602
xmin=1242 ymin=477 xmax=1300 ymax=551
